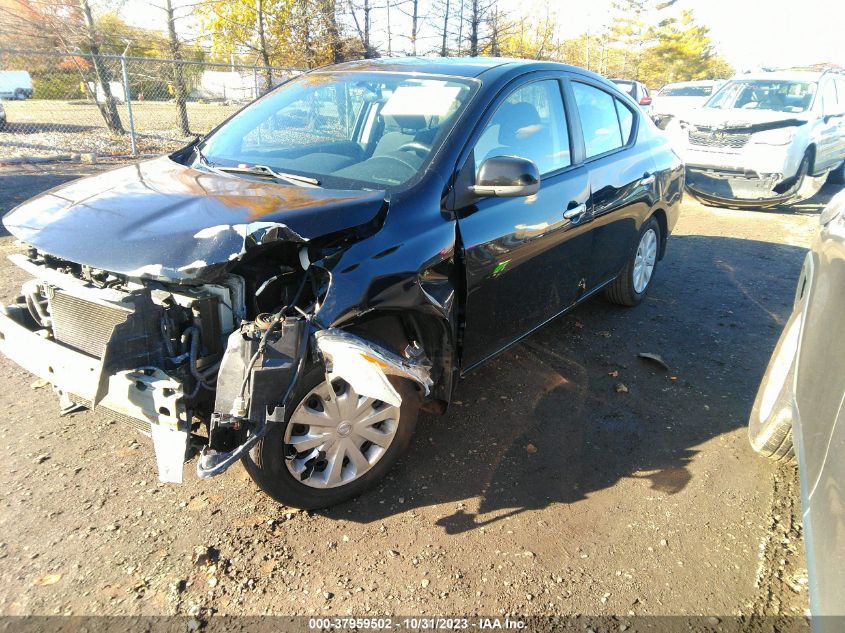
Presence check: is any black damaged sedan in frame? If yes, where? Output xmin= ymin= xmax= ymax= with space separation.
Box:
xmin=0 ymin=58 xmax=683 ymax=508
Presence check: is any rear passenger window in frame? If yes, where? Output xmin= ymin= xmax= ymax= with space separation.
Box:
xmin=573 ymin=82 xmax=623 ymax=158
xmin=615 ymin=99 xmax=634 ymax=144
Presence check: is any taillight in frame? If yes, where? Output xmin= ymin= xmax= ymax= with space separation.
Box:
xmin=639 ymin=96 xmax=653 ymax=106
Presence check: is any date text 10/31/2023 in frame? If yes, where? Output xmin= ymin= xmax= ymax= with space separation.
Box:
xmin=307 ymin=617 xmax=527 ymax=630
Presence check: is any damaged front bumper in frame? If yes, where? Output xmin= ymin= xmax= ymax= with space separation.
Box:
xmin=685 ymin=167 xmax=799 ymax=207
xmin=0 ymin=253 xmax=433 ymax=486
xmin=0 ymin=302 xmax=190 ymax=480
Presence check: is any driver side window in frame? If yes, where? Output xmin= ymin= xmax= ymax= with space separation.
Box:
xmin=473 ymin=80 xmax=571 ymax=177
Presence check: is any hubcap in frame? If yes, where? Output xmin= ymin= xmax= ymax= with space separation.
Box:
xmin=283 ymin=377 xmax=400 ymax=489
xmin=633 ymin=228 xmax=658 ymax=294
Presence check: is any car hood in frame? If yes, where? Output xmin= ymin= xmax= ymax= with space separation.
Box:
xmin=2 ymin=156 xmax=387 ymax=283
xmin=680 ymin=108 xmax=809 ymax=131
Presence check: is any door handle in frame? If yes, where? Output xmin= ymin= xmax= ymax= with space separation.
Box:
xmin=640 ymin=174 xmax=656 ymax=186
xmin=563 ymin=203 xmax=587 ymax=222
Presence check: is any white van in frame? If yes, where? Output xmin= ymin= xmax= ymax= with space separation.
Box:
xmin=0 ymin=71 xmax=33 ymax=100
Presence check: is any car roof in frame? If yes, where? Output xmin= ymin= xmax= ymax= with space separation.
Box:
xmin=661 ymin=79 xmax=721 ymax=88
xmin=731 ymin=70 xmax=832 ymax=83
xmin=319 ymin=56 xmax=610 ymax=82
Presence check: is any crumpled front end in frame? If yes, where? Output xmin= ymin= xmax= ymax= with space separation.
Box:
xmin=0 ymin=244 xmax=435 ymax=485
xmin=666 ymin=115 xmax=811 ymax=207
xmin=0 ymin=251 xmax=255 ymax=482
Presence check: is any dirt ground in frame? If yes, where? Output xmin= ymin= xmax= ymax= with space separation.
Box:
xmin=0 ymin=161 xmax=835 ymax=622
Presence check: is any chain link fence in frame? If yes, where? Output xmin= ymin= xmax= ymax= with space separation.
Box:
xmin=0 ymin=49 xmax=301 ymax=160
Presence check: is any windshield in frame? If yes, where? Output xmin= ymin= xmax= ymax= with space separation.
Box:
xmin=659 ymin=85 xmax=715 ymax=97
xmin=705 ymin=79 xmax=816 ymax=113
xmin=199 ymin=71 xmax=477 ymax=190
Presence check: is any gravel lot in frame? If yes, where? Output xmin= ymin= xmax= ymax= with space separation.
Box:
xmin=0 ymin=161 xmax=837 ymax=623
xmin=0 ymin=100 xmax=242 ymax=159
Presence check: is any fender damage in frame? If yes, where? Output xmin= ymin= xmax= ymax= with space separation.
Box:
xmin=0 ymin=157 xmax=454 ymax=484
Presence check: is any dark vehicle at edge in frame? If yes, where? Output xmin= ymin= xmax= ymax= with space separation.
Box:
xmin=0 ymin=58 xmax=683 ymax=509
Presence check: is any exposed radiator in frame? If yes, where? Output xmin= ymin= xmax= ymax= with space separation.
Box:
xmin=50 ymin=290 xmax=131 ymax=358
xmin=48 ymin=288 xmax=166 ymax=369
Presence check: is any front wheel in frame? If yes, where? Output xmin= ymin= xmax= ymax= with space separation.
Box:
xmin=827 ymin=160 xmax=845 ymax=185
xmin=604 ymin=216 xmax=661 ymax=306
xmin=748 ymin=314 xmax=800 ymax=463
xmin=243 ymin=364 xmax=420 ymax=509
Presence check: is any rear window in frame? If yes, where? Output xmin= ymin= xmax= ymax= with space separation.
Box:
xmin=613 ymin=81 xmax=635 ymax=95
xmin=574 ymin=82 xmax=623 ymax=158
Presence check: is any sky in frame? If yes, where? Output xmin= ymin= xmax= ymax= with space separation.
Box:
xmin=120 ymin=0 xmax=845 ymax=71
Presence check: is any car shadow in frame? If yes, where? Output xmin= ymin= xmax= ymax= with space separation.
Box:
xmin=765 ymin=181 xmax=842 ymax=216
xmin=321 ymin=233 xmax=809 ymax=531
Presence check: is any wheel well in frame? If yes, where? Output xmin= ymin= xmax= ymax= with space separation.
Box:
xmin=341 ymin=310 xmax=454 ymax=410
xmin=651 ymin=208 xmax=669 ymax=259
xmin=806 ymin=144 xmax=816 ymax=174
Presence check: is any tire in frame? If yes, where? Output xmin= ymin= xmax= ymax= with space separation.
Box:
xmin=604 ymin=216 xmax=661 ymax=306
xmin=14 ymin=88 xmax=26 ymax=100
xmin=748 ymin=313 xmax=800 ymax=463
xmin=827 ymin=160 xmax=845 ymax=185
xmin=243 ymin=363 xmax=420 ymax=509
xmin=785 ymin=151 xmax=811 ymax=197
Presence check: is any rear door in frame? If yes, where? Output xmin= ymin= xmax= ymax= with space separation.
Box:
xmin=569 ymin=80 xmax=659 ymax=289
xmin=456 ymin=76 xmax=593 ymax=371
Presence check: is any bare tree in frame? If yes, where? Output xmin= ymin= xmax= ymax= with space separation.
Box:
xmin=466 ymin=0 xmax=496 ymax=56
xmin=433 ymin=0 xmax=451 ymax=56
xmin=394 ymin=0 xmax=423 ymax=56
xmin=385 ymin=0 xmax=392 ymax=56
xmin=348 ymin=0 xmax=376 ymax=58
xmin=80 ymin=0 xmax=125 ymax=134
xmin=255 ymin=0 xmax=273 ymax=91
xmin=320 ymin=0 xmax=343 ymax=63
xmin=163 ymin=0 xmax=190 ymax=135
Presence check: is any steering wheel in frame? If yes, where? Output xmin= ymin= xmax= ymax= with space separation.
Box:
xmin=397 ymin=141 xmax=431 ymax=158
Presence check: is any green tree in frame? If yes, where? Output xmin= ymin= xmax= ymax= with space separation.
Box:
xmin=197 ymin=0 xmax=294 ymax=90
xmin=639 ymin=9 xmax=733 ymax=87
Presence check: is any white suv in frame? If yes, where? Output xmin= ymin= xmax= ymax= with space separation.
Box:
xmin=667 ymin=70 xmax=845 ymax=207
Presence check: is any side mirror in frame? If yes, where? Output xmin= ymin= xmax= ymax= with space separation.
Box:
xmin=639 ymin=95 xmax=653 ymax=106
xmin=470 ymin=156 xmax=540 ymax=198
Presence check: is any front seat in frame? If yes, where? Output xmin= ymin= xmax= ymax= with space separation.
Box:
xmin=481 ymin=101 xmax=546 ymax=164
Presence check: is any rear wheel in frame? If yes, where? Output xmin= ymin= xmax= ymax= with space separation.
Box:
xmin=604 ymin=216 xmax=661 ymax=306
xmin=243 ymin=364 xmax=420 ymax=508
xmin=14 ymin=88 xmax=26 ymax=100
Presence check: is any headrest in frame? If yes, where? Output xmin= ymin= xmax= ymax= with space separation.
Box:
xmin=385 ymin=114 xmax=427 ymax=132
xmin=497 ymin=102 xmax=542 ymax=146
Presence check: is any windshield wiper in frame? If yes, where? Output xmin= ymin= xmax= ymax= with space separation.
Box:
xmin=215 ymin=164 xmax=321 ymax=187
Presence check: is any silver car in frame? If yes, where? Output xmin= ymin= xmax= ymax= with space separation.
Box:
xmin=749 ymin=188 xmax=845 ymax=619
xmin=668 ymin=70 xmax=845 ymax=207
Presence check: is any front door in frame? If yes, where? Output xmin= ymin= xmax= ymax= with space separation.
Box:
xmin=456 ymin=78 xmax=593 ymax=371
